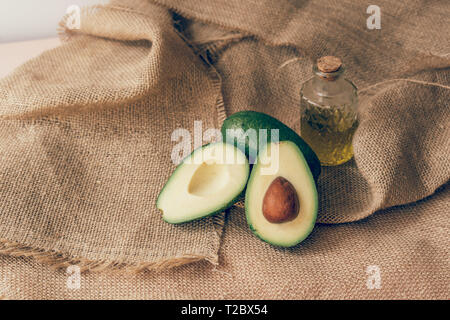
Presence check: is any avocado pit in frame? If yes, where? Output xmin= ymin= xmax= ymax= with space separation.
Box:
xmin=262 ymin=176 xmax=299 ymax=223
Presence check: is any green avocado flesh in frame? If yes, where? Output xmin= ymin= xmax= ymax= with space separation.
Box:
xmin=157 ymin=142 xmax=249 ymax=224
xmin=245 ymin=141 xmax=318 ymax=247
xmin=221 ymin=111 xmax=321 ymax=181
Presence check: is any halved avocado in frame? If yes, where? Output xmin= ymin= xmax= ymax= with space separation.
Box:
xmin=157 ymin=142 xmax=249 ymax=224
xmin=245 ymin=141 xmax=318 ymax=247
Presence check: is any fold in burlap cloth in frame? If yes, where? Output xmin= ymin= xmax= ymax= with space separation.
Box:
xmin=0 ymin=1 xmax=225 ymax=271
xmin=0 ymin=0 xmax=449 ymax=298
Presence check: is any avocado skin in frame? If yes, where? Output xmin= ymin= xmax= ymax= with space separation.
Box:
xmin=221 ymin=111 xmax=321 ymax=181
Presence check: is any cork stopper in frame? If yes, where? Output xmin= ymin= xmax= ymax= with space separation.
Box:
xmin=317 ymin=56 xmax=342 ymax=73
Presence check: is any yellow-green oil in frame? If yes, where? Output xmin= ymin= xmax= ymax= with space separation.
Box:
xmin=301 ymin=102 xmax=358 ymax=166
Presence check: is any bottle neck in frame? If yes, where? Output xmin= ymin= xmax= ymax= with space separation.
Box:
xmin=312 ymin=73 xmax=344 ymax=97
xmin=311 ymin=64 xmax=346 ymax=97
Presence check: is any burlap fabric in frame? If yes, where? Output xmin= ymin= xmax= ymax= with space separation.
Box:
xmin=0 ymin=0 xmax=449 ymax=299
xmin=0 ymin=186 xmax=448 ymax=299
xmin=0 ymin=1 xmax=225 ymax=271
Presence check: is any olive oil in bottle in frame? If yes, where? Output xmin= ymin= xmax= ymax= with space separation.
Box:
xmin=300 ymin=56 xmax=358 ymax=166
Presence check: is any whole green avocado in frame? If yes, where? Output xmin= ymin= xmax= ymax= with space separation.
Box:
xmin=221 ymin=111 xmax=321 ymax=181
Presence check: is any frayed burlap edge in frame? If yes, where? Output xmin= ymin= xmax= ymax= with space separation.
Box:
xmin=0 ymin=239 xmax=217 ymax=274
xmin=0 ymin=5 xmax=228 ymax=273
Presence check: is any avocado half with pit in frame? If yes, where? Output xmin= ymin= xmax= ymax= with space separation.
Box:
xmin=157 ymin=142 xmax=249 ymax=224
xmin=245 ymin=141 xmax=318 ymax=247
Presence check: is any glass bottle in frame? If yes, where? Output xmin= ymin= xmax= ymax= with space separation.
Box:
xmin=300 ymin=56 xmax=358 ymax=166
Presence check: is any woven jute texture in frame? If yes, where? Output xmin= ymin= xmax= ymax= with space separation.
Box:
xmin=0 ymin=1 xmax=225 ymax=271
xmin=0 ymin=0 xmax=449 ymax=299
xmin=0 ymin=186 xmax=448 ymax=299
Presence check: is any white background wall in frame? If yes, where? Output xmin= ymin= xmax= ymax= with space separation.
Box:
xmin=0 ymin=0 xmax=107 ymax=43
